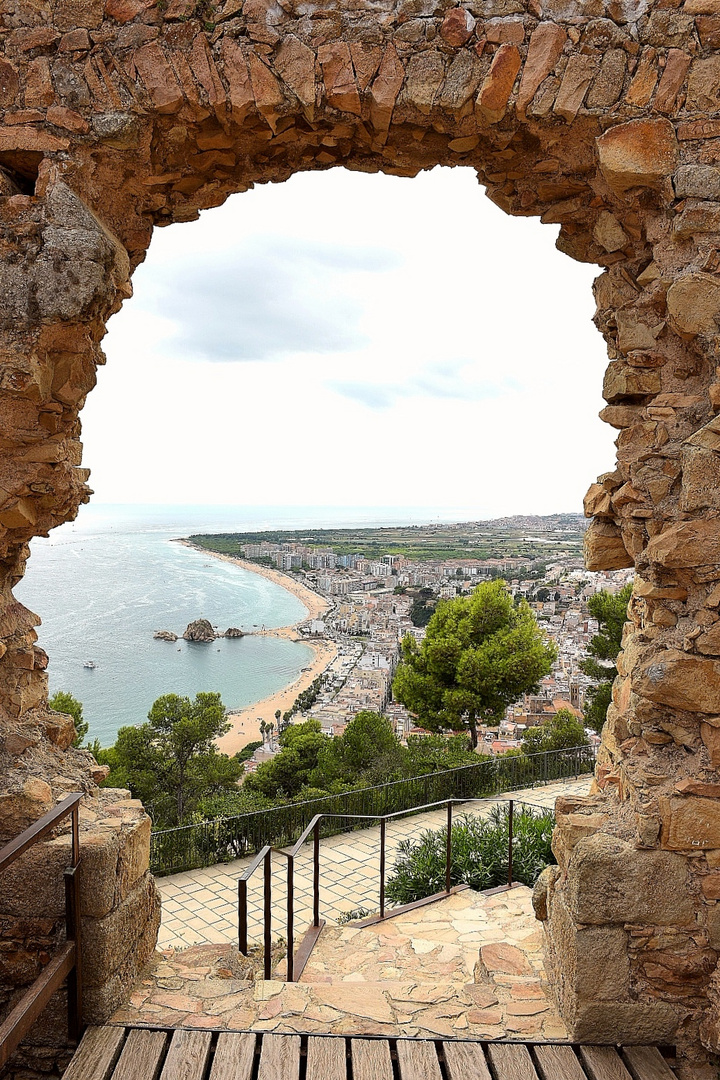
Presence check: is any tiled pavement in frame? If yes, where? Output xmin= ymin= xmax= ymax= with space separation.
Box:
xmin=158 ymin=777 xmax=592 ymax=951
xmin=111 ymin=885 xmax=569 ymax=1040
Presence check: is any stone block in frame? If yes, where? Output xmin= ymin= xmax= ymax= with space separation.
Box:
xmin=707 ymin=905 xmax=720 ymax=948
xmin=633 ymin=651 xmax=720 ymax=713
xmin=117 ymin=815 xmax=152 ymax=902
xmin=83 ymin=886 xmax=160 ymax=1022
xmin=674 ymin=164 xmax=720 ymax=201
xmin=667 ymin=273 xmax=720 ymax=337
xmin=584 ymin=520 xmax=633 ymax=571
xmin=571 ymin=1001 xmax=681 ymax=1044
xmin=687 ymin=56 xmax=720 ymax=113
xmin=603 ymin=361 xmax=661 ymax=401
xmin=77 ymin=830 xmax=120 ymax=918
xmin=0 ymin=836 xmax=71 ymax=919
xmin=660 ymin=796 xmax=720 ymax=852
xmin=82 ymin=872 xmax=160 ymax=988
xmin=596 ymin=118 xmax=679 ymax=193
xmin=475 ymin=44 xmax=520 ymax=123
xmin=681 ymin=449 xmax=720 ymax=513
xmin=565 ymin=833 xmax=694 ymax=926
xmin=516 ymin=23 xmax=565 ymax=116
xmin=647 ymin=520 xmax=720 ymax=568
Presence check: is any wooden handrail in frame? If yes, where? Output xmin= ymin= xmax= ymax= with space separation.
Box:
xmin=0 ymin=793 xmax=84 ymax=1068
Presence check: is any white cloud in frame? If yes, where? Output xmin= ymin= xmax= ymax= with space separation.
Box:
xmin=86 ymin=166 xmax=616 ymax=515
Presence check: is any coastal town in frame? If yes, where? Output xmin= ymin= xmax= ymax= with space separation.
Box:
xmin=196 ymin=516 xmax=632 ymax=767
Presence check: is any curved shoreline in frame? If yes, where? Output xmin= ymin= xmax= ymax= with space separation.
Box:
xmin=180 ymin=541 xmax=337 ymax=754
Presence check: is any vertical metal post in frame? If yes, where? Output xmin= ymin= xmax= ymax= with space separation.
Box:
xmin=507 ymin=800 xmax=514 ymax=888
xmin=313 ymin=820 xmax=320 ymax=928
xmin=263 ymin=850 xmax=272 ymax=980
xmin=445 ymin=802 xmax=453 ymax=894
xmin=65 ymin=807 xmax=82 ymax=1042
xmin=286 ymin=855 xmax=294 ymax=982
xmin=238 ymin=879 xmax=248 ymax=955
xmin=379 ymin=818 xmax=386 ymax=919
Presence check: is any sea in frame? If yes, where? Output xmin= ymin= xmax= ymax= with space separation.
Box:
xmin=14 ymin=503 xmax=476 ymax=748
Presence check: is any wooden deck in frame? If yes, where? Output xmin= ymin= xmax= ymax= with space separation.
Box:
xmin=62 ymin=1026 xmax=678 ymax=1080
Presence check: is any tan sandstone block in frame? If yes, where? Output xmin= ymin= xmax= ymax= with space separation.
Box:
xmin=660 ymin=796 xmax=720 ymax=851
xmin=667 ymin=273 xmax=720 ymax=337
xmin=596 ymin=118 xmax=679 ymax=193
xmin=476 ymin=44 xmax=521 ymax=123
xmin=571 ymin=1002 xmax=680 ymax=1044
xmin=647 ymin=519 xmax=720 ymax=568
xmin=516 ymin=23 xmax=566 ymax=117
xmin=566 ymin=833 xmax=694 ymax=925
xmin=82 ymin=872 xmax=161 ymax=987
xmin=583 ymin=520 xmax=633 ymax=571
xmin=633 ymin=650 xmax=720 ymax=712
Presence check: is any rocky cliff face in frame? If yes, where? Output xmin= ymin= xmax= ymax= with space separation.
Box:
xmin=0 ymin=0 xmax=719 ymax=1072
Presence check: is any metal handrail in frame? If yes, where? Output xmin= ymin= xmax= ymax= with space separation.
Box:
xmin=151 ymin=744 xmax=595 ymax=875
xmin=239 ymin=791 xmax=555 ymax=981
xmin=0 ymin=792 xmax=84 ymax=1069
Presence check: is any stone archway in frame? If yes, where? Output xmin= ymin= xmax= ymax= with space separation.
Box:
xmin=2 ymin=0 xmax=720 ymax=1069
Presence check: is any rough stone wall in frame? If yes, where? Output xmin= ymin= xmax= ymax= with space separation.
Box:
xmin=1 ymin=0 xmax=720 ymax=1070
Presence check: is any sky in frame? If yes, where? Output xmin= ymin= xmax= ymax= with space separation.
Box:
xmin=83 ymin=165 xmax=617 ymax=518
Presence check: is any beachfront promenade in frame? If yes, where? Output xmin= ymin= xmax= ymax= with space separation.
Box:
xmin=157 ymin=776 xmax=591 ymax=952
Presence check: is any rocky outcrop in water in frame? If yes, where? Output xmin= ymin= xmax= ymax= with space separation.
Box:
xmin=224 ymin=627 xmax=244 ymax=638
xmin=154 ymin=630 xmax=178 ymax=642
xmin=183 ymin=619 xmax=216 ymax=643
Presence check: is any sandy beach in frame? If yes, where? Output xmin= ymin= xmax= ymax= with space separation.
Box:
xmin=182 ymin=544 xmax=338 ymax=756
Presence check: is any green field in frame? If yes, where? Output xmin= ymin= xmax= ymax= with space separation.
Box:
xmin=188 ymin=514 xmax=587 ymax=564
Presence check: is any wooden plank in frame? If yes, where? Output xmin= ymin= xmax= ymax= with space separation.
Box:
xmin=351 ymin=1039 xmax=393 ymax=1080
xmin=159 ymin=1029 xmax=212 ymax=1080
xmin=621 ymin=1047 xmax=676 ymax=1080
xmin=306 ymin=1037 xmax=346 ymax=1080
xmin=534 ymin=1045 xmax=587 ymax=1080
xmin=62 ymin=1026 xmax=125 ymax=1080
xmin=257 ymin=1034 xmax=301 ymax=1080
xmin=487 ymin=1043 xmax=539 ymax=1080
xmin=397 ymin=1039 xmax=442 ymax=1080
xmin=579 ymin=1046 xmax=633 ymax=1080
xmin=209 ymin=1032 xmax=256 ymax=1080
xmin=112 ymin=1029 xmax=168 ymax=1080
xmin=443 ymin=1041 xmax=492 ymax=1080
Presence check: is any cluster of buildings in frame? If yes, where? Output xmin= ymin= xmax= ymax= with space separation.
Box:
xmin=244 ymin=540 xmax=632 ymax=754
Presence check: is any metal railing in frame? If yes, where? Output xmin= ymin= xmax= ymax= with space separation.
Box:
xmin=152 ymin=744 xmax=594 ymax=876
xmin=238 ymin=794 xmax=553 ymax=982
xmin=0 ymin=792 xmax=83 ymax=1070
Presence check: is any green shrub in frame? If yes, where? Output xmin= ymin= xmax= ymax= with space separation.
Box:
xmin=385 ymin=804 xmax=555 ymax=906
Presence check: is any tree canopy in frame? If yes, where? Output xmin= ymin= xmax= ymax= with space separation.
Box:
xmin=521 ymin=708 xmax=589 ymax=755
xmin=392 ymin=580 xmax=556 ymax=747
xmin=98 ymin=692 xmax=242 ymax=827
xmin=49 ymin=690 xmax=88 ymax=747
xmin=581 ymin=583 xmax=632 ymax=733
xmin=243 ymin=712 xmax=483 ymax=802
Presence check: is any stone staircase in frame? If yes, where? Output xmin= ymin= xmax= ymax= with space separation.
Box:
xmin=295 ymin=885 xmax=568 ymax=1041
xmin=112 ymin=884 xmax=568 ymax=1042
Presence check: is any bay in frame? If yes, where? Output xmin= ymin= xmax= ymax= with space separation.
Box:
xmin=15 ymin=503 xmax=476 ymax=747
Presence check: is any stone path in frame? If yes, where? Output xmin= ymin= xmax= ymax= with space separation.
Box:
xmin=111 ymin=885 xmax=568 ymax=1041
xmin=158 ymin=777 xmax=592 ymax=951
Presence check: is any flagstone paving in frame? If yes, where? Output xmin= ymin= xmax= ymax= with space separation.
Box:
xmin=109 ymin=777 xmax=592 ymax=1041
xmin=157 ymin=776 xmax=592 ymax=951
xmin=110 ymin=884 xmax=569 ymax=1041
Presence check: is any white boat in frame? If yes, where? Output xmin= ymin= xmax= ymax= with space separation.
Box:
xmin=83 ymin=660 xmax=97 ymax=669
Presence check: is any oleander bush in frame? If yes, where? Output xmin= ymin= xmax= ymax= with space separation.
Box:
xmin=385 ymin=804 xmax=555 ymax=905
